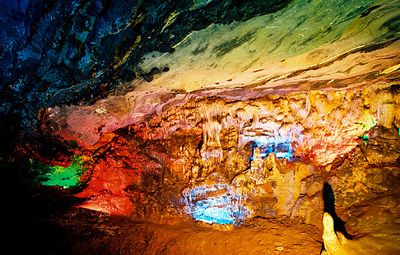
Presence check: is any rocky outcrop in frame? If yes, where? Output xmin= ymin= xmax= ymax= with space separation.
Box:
xmin=0 ymin=0 xmax=292 ymax=138
xmin=1 ymin=0 xmax=400 ymax=154
xmin=54 ymin=85 xmax=399 ymax=228
xmin=322 ymin=211 xmax=400 ymax=255
xmin=2 ymin=1 xmax=400 ymax=254
xmin=50 ymin=83 xmax=398 ymax=164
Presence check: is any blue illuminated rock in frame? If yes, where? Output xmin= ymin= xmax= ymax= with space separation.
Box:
xmin=183 ymin=183 xmax=250 ymax=225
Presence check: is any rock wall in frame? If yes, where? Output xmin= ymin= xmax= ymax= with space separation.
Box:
xmin=49 ymin=82 xmax=399 ymax=228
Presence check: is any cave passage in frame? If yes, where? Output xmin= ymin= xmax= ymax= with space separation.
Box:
xmin=1 ymin=0 xmax=400 ymax=254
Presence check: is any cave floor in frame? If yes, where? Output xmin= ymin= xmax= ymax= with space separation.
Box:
xmin=2 ymin=161 xmax=323 ymax=255
xmin=48 ymin=210 xmax=323 ymax=255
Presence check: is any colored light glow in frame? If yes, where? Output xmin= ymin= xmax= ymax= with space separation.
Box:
xmin=183 ymin=184 xmax=250 ymax=225
xmin=360 ymin=115 xmax=377 ymax=131
xmin=193 ymin=199 xmax=235 ymax=224
xmin=250 ymin=136 xmax=294 ymax=160
xmin=33 ymin=156 xmax=86 ymax=188
xmin=74 ymin=160 xmax=138 ymax=216
xmin=362 ymin=134 xmax=369 ymax=145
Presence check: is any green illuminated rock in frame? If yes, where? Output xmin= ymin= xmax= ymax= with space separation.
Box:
xmin=32 ymin=156 xmax=86 ymax=189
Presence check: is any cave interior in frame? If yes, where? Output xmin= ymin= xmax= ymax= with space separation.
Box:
xmin=1 ymin=0 xmax=400 ymax=254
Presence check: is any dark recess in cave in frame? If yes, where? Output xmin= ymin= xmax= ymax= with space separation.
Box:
xmin=323 ymin=182 xmax=353 ymax=240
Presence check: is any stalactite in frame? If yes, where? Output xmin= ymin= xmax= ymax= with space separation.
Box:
xmin=198 ymin=104 xmax=225 ymax=162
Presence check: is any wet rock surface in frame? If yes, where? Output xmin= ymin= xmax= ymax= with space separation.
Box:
xmin=0 ymin=0 xmax=291 ymax=135
xmin=1 ymin=0 xmax=400 ymax=147
xmin=329 ymin=128 xmax=400 ymax=232
xmin=2 ymin=77 xmax=397 ymax=253
xmin=1 ymin=0 xmax=400 ymax=254
xmin=3 ymin=82 xmax=399 ymax=254
xmin=60 ymin=211 xmax=323 ymax=255
xmin=5 ymin=124 xmax=399 ymax=254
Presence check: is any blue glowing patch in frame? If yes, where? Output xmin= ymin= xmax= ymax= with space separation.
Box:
xmin=183 ymin=184 xmax=250 ymax=225
xmin=251 ymin=137 xmax=293 ymax=160
xmin=193 ymin=199 xmax=235 ymax=224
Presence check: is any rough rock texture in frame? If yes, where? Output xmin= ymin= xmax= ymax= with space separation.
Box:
xmin=320 ymin=127 xmax=400 ymax=254
xmin=322 ymin=211 xmax=400 ymax=255
xmin=62 ymin=214 xmax=323 ymax=255
xmin=0 ymin=0 xmax=291 ymax=134
xmin=42 ymin=84 xmax=398 ymax=253
xmin=7 ymin=124 xmax=398 ymax=254
xmin=9 ymin=78 xmax=400 ymax=254
xmin=1 ymin=0 xmax=400 ymax=254
xmin=36 ymin=83 xmax=398 ymax=224
xmin=48 ymin=83 xmax=399 ymax=165
xmin=1 ymin=0 xmax=400 ymax=148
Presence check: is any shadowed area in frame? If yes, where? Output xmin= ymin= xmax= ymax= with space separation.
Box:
xmin=1 ymin=0 xmax=400 ymax=254
xmin=323 ymin=182 xmax=352 ymax=239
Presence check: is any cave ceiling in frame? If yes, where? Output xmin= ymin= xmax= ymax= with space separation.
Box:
xmin=0 ymin=0 xmax=399 ymax=150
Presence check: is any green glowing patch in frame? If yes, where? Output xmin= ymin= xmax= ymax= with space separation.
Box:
xmin=362 ymin=134 xmax=369 ymax=145
xmin=32 ymin=156 xmax=86 ymax=188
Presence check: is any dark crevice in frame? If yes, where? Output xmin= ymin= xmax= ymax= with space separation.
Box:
xmin=323 ymin=182 xmax=353 ymax=240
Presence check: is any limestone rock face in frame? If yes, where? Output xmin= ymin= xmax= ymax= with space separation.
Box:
xmin=2 ymin=0 xmax=400 ymax=148
xmin=322 ymin=127 xmax=400 ymax=254
xmin=48 ymin=83 xmax=399 ymax=166
xmin=43 ymin=84 xmax=398 ymax=228
xmin=330 ymin=129 xmax=400 ymax=214
xmin=2 ymin=1 xmax=400 ymax=254
xmin=322 ymin=212 xmax=400 ymax=255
